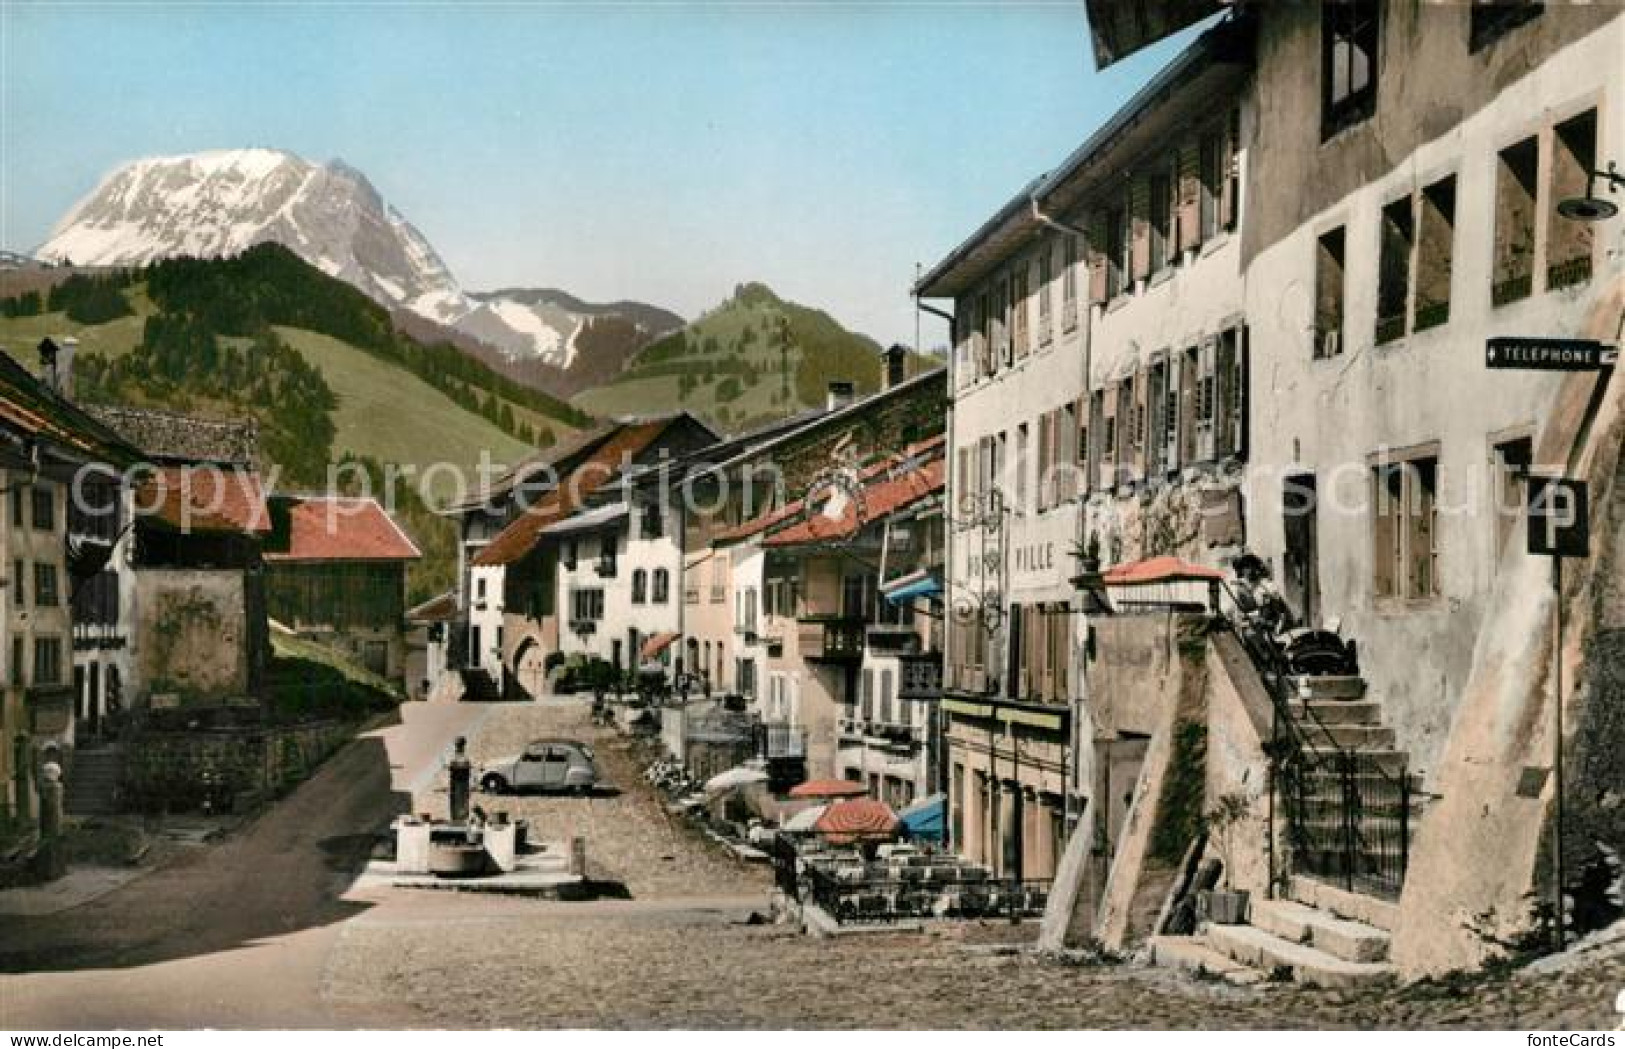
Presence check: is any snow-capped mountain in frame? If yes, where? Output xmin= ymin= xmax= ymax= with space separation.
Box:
xmin=35 ymin=148 xmax=680 ymax=370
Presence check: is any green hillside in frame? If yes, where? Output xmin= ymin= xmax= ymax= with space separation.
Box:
xmin=573 ymin=282 xmax=919 ymax=433
xmin=0 ymin=246 xmax=584 ymax=601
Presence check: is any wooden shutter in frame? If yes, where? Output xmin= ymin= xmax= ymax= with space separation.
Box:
xmin=1087 ymin=392 xmax=1103 ymax=495
xmin=1407 ymin=461 xmax=1439 ymax=600
xmin=1196 ymin=338 xmax=1217 ymax=462
xmin=1231 ymin=326 xmax=1250 ymax=461
xmin=1372 ymin=465 xmax=1399 ymax=599
xmin=1132 ymin=368 xmax=1150 ymax=481
xmin=1220 ymin=108 xmax=1240 ymax=232
xmin=1162 ymin=361 xmax=1180 ymax=474
xmin=1130 ymin=180 xmax=1152 ymax=283
xmin=1177 ymin=144 xmax=1201 ymax=253
xmin=1087 ymin=214 xmax=1109 ymax=305
xmin=1215 ymin=329 xmax=1238 ymax=459
xmin=1178 ymin=347 xmax=1199 ymax=467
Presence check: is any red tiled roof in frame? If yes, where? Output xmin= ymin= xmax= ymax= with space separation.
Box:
xmin=715 ymin=435 xmax=947 ymax=546
xmin=267 ymin=497 xmax=421 ymax=562
xmin=763 ymin=456 xmax=944 ymax=548
xmin=471 ymin=419 xmax=674 ymax=568
xmin=1102 ymin=555 xmax=1224 ymax=587
xmin=136 ymin=466 xmax=272 ymax=534
xmin=407 ymin=590 xmax=458 ymax=623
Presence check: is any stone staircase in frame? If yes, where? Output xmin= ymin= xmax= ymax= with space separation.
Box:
xmin=1150 ymin=673 xmax=1424 ymax=989
xmin=1151 ymin=875 xmax=1399 ymax=988
xmin=65 ymin=746 xmax=125 ymax=816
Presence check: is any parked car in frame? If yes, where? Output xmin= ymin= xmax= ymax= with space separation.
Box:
xmin=479 ymin=739 xmax=601 ymax=794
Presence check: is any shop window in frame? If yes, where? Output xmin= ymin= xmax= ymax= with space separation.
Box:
xmin=1415 ymin=176 xmax=1457 ymax=331
xmin=1492 ymin=136 xmax=1539 ymax=306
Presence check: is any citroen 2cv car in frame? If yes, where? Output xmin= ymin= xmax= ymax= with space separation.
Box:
xmin=478 ymin=739 xmax=601 ymax=795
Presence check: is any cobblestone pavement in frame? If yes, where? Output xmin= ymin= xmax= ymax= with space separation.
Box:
xmin=411 ymin=698 xmax=768 ymax=897
xmin=323 ymin=697 xmax=1625 ymax=1030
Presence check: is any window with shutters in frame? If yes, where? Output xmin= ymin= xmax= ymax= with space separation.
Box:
xmin=1090 ymin=389 xmax=1107 ymax=493
xmin=1015 ymin=424 xmax=1029 ymax=510
xmin=1061 ymin=401 xmax=1079 ymax=502
xmin=1214 ymin=327 xmax=1247 ymax=460
xmin=1130 ymin=180 xmax=1151 ymax=285
xmin=1062 ymin=235 xmax=1080 ymax=330
xmin=1034 ymin=415 xmax=1050 ymax=511
xmin=1492 ymin=136 xmax=1538 ymax=307
xmin=1148 ymin=359 xmax=1170 ymax=477
xmin=1130 ymin=369 xmax=1149 ymax=481
xmin=1195 ymin=339 xmax=1218 ymax=462
xmin=1038 ymin=248 xmax=1054 ymax=346
xmin=1013 ymin=265 xmax=1031 ymax=359
xmin=993 ymin=279 xmax=1011 ymax=364
xmin=1549 ymin=109 xmax=1597 ymax=291
xmin=1322 ymin=0 xmax=1379 ymax=138
xmin=1371 ymin=452 xmax=1440 ymax=605
xmin=1315 ymin=227 xmax=1346 ymax=358
xmin=1150 ymin=172 xmax=1172 ymax=274
xmin=1105 ymin=204 xmax=1128 ymax=299
xmin=1222 ymin=108 xmax=1241 ymax=233
xmin=1116 ymin=380 xmax=1135 ymax=485
xmin=1415 ymin=176 xmax=1456 ymax=332
xmin=1178 ymin=346 xmax=1200 ymax=467
xmin=1376 ymin=196 xmax=1414 ymax=345
xmin=1199 ymin=133 xmax=1223 ymax=242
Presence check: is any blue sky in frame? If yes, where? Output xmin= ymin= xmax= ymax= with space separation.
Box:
xmin=2 ymin=2 xmax=1198 ymax=347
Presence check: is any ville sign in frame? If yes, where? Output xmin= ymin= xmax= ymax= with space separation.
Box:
xmin=1485 ymin=336 xmax=1617 ymax=371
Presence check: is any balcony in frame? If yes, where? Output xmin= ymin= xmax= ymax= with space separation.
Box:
xmin=864 ymin=623 xmax=920 ymax=654
xmin=756 ymin=720 xmax=807 ymax=759
xmin=897 ymin=653 xmax=943 ymax=700
xmin=797 ymin=616 xmax=865 ymax=663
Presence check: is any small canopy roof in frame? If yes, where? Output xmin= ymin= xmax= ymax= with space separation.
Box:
xmin=813 ymin=798 xmax=900 ymax=843
xmin=788 ymin=778 xmax=869 ymax=799
xmin=1103 ymin=555 xmax=1224 ymax=587
xmin=641 ymin=631 xmax=679 ymax=660
xmin=882 ymin=568 xmax=942 ymax=605
xmin=704 ymin=765 xmax=768 ymax=796
xmin=897 ymin=792 xmax=946 ymax=842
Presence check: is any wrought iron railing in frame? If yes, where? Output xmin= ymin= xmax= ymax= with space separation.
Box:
xmin=799 ymin=863 xmax=1051 ymax=925
xmin=1549 ymin=254 xmax=1593 ymax=292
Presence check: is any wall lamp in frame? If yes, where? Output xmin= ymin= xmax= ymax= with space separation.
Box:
xmin=1557 ymin=161 xmax=1625 ymax=222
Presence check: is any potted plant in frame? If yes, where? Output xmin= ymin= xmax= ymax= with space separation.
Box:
xmin=1198 ymin=791 xmax=1253 ymax=924
xmin=1068 ymin=530 xmax=1103 ymax=588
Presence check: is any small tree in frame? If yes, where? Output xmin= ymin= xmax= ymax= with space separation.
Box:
xmin=1204 ymin=791 xmax=1252 ymax=890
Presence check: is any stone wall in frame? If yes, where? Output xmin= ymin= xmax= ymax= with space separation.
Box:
xmin=132 ymin=569 xmax=254 ymax=706
xmin=122 ymin=719 xmax=353 ymax=812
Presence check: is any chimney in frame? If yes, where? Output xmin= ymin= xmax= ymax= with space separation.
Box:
xmin=36 ymin=337 xmax=75 ymax=398
xmin=826 ymin=380 xmax=856 ymax=412
xmin=882 ymin=344 xmax=909 ymax=390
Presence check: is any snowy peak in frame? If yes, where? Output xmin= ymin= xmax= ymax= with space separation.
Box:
xmin=34 ymin=148 xmax=683 ymax=371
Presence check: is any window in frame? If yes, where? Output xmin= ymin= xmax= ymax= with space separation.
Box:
xmin=1493 ymin=136 xmax=1539 ymax=306
xmin=596 ymin=538 xmax=617 ymax=577
xmin=1035 ymin=414 xmax=1051 ymax=511
xmin=562 ymin=541 xmax=577 ymax=571
xmin=10 ymin=636 xmax=21 ymax=687
xmin=1223 ymin=109 xmax=1241 ymax=233
xmin=631 ymin=568 xmax=648 ymax=604
xmin=570 ymin=587 xmax=605 ymax=622
xmin=33 ymin=563 xmax=57 ymax=608
xmin=1492 ymin=435 xmax=1533 ymax=562
xmin=1315 ymin=226 xmax=1346 ymax=358
xmin=1038 ymin=247 xmax=1053 ymax=344
xmin=1012 ymin=264 xmax=1031 ymax=359
xmin=30 ymin=488 xmax=53 ymax=531
xmin=1470 ymin=2 xmax=1542 ymax=52
xmin=1322 ymin=0 xmax=1379 ymax=137
xmin=1105 ymin=204 xmax=1128 ymax=299
xmin=1150 ymin=171 xmax=1172 ymax=273
xmin=1179 ymin=346 xmax=1200 ymax=466
xmin=652 ymin=568 xmax=669 ymax=603
xmin=9 ymin=487 xmax=21 ymax=529
xmin=475 ymin=575 xmax=487 ymax=602
xmin=10 ymin=558 xmax=22 ymax=607
xmin=1549 ymin=109 xmax=1598 ymax=291
xmin=1199 ymin=133 xmax=1223 ymax=241
xmin=1061 ymin=235 xmax=1079 ymax=329
xmin=33 ymin=637 xmax=61 ymax=686
xmin=641 ymin=502 xmax=664 ymax=539
xmin=1089 ymin=389 xmax=1107 ymax=492
xmin=1216 ymin=327 xmax=1248 ymax=460
xmin=1148 ymin=359 xmax=1171 ymax=476
xmin=1015 ymin=423 xmax=1029 ymax=510
xmin=1415 ymin=176 xmax=1457 ymax=331
xmin=1376 ymin=196 xmax=1414 ymax=345
xmin=1372 ymin=453 xmax=1440 ymax=603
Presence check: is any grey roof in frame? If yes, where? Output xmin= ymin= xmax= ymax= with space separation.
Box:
xmin=85 ymin=404 xmax=260 ymax=468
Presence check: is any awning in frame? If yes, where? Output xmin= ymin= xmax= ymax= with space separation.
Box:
xmin=541 ymin=501 xmax=629 ymax=536
xmin=641 ymin=631 xmax=679 ymax=660
xmin=788 ymin=778 xmax=869 ymax=800
xmin=882 ymin=568 xmax=942 ymax=605
xmin=704 ymin=765 xmax=768 ymax=796
xmin=898 ymin=793 xmax=946 ymax=842
xmin=1103 ymin=555 xmax=1224 ymax=587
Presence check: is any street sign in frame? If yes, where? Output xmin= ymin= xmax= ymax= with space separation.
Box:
xmin=1487 ymin=336 xmax=1617 ymax=372
xmin=1528 ymin=476 xmax=1589 ymax=558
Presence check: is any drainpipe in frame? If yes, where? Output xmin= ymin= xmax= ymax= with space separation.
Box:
xmin=915 ymin=297 xmax=955 ymax=801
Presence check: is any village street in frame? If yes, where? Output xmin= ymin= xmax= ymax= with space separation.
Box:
xmin=1 ymin=697 xmax=1622 ymax=1029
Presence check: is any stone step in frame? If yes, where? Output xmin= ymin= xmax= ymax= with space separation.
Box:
xmin=1201 ymin=921 xmax=1396 ymax=989
xmin=1302 ymin=747 xmax=1408 ymax=775
xmin=1288 ymin=874 xmax=1400 ymax=932
xmin=1148 ymin=935 xmax=1265 ymax=986
xmin=1294 ymin=723 xmax=1395 ymax=750
xmin=1249 ymin=898 xmax=1391 ymax=963
xmin=1290 ymin=675 xmax=1366 ymax=700
xmin=1291 ymin=699 xmax=1383 ymax=725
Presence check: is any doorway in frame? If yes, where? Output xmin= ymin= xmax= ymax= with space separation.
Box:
xmin=1282 ymin=472 xmax=1321 ymax=627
